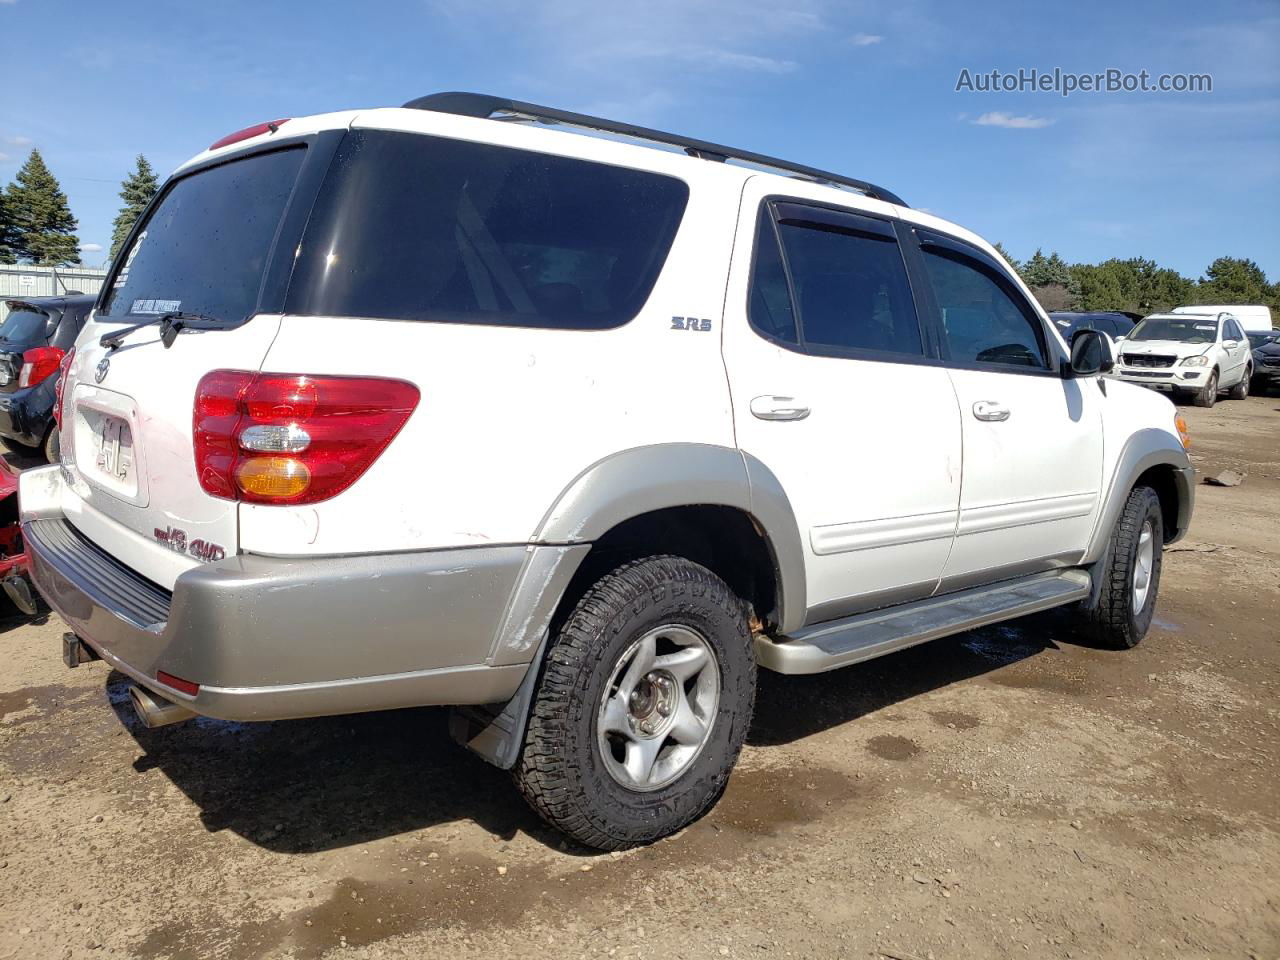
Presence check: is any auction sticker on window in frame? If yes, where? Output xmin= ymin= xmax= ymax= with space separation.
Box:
xmin=130 ymin=299 xmax=182 ymax=315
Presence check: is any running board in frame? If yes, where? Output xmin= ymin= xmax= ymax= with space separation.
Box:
xmin=756 ymin=569 xmax=1091 ymax=675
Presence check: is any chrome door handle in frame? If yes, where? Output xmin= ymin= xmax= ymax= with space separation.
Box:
xmin=750 ymin=395 xmax=811 ymax=421
xmin=972 ymin=400 xmax=1010 ymax=422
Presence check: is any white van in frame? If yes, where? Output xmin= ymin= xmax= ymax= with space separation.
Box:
xmin=1173 ymin=304 xmax=1274 ymax=334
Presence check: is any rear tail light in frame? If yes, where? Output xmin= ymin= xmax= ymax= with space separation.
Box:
xmin=53 ymin=347 xmax=74 ymax=431
xmin=209 ymin=119 xmax=290 ymax=151
xmin=193 ymin=371 xmax=419 ymax=505
xmin=19 ymin=346 xmax=65 ymax=389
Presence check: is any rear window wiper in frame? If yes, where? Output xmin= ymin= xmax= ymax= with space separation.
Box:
xmin=100 ymin=311 xmax=235 ymax=351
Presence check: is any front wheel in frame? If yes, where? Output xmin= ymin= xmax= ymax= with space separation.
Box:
xmin=1226 ymin=367 xmax=1251 ymax=400
xmin=515 ymin=555 xmax=756 ymax=850
xmin=1078 ymin=486 xmax=1163 ymax=649
xmin=1193 ymin=370 xmax=1219 ymax=407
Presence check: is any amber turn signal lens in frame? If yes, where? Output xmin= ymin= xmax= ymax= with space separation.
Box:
xmin=234 ymin=456 xmax=311 ymax=499
xmin=1175 ymin=415 xmax=1191 ymax=449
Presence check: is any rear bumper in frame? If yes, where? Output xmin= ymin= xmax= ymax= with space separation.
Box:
xmin=0 ymin=382 xmax=54 ymax=447
xmin=22 ymin=496 xmax=581 ymax=722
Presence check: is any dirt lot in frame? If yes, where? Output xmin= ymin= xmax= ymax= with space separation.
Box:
xmin=1 ymin=392 xmax=1278 ymax=960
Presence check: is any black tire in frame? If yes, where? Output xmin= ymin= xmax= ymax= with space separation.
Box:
xmin=1192 ymin=369 xmax=1218 ymax=407
xmin=42 ymin=426 xmax=60 ymax=463
xmin=0 ymin=436 xmax=36 ymax=454
xmin=1079 ymin=486 xmax=1163 ymax=649
xmin=515 ymin=555 xmax=755 ymax=850
xmin=1226 ymin=368 xmax=1250 ymax=400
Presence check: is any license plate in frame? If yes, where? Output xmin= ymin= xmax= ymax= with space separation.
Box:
xmin=94 ymin=415 xmax=134 ymax=484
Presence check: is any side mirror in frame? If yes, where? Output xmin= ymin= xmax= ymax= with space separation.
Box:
xmin=1223 ymin=339 xmax=1239 ymax=349
xmin=1113 ymin=335 xmax=1126 ymax=344
xmin=1069 ymin=329 xmax=1114 ymax=377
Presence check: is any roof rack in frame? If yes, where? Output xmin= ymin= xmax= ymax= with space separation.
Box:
xmin=402 ymin=92 xmax=908 ymax=208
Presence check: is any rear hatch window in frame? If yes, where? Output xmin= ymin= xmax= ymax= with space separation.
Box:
xmin=286 ymin=129 xmax=688 ymax=330
xmin=100 ymin=147 xmax=306 ymax=322
xmin=0 ymin=307 xmax=51 ymax=343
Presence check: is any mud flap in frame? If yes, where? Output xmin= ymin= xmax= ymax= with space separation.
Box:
xmin=448 ymin=633 xmax=548 ymax=770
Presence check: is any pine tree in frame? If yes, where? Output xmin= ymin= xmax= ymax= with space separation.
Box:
xmin=0 ymin=190 xmax=15 ymax=264
xmin=109 ymin=155 xmax=159 ymax=260
xmin=3 ymin=149 xmax=81 ymax=265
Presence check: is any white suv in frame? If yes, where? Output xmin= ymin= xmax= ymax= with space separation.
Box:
xmin=1110 ymin=311 xmax=1254 ymax=406
xmin=21 ymin=93 xmax=1195 ymax=850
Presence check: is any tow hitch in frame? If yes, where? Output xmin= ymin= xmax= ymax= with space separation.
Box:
xmin=62 ymin=633 xmax=100 ymax=668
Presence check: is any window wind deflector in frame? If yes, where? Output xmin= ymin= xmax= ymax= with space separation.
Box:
xmin=772 ymin=203 xmax=896 ymax=240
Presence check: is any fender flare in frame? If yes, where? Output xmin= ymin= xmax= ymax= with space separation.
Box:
xmin=533 ymin=443 xmax=807 ymax=634
xmin=1082 ymin=427 xmax=1194 ymax=565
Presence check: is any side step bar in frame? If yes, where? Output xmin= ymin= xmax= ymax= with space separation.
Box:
xmin=756 ymin=569 xmax=1091 ymax=675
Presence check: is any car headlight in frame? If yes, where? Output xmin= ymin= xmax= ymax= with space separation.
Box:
xmin=1179 ymin=355 xmax=1210 ymax=367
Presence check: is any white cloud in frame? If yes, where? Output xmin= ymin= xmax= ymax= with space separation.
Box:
xmin=4 ymin=135 xmax=32 ymax=146
xmin=80 ymin=243 xmax=104 ymax=253
xmin=0 ymin=152 xmax=8 ymax=163
xmin=850 ymin=33 xmax=883 ymax=46
xmin=973 ymin=111 xmax=1054 ymax=130
xmin=427 ymin=0 xmax=824 ymax=107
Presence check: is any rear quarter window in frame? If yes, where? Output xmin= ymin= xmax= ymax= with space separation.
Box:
xmin=286 ymin=130 xmax=689 ymax=330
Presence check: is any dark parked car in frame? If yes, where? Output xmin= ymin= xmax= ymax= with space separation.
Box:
xmin=0 ymin=294 xmax=93 ymax=462
xmin=1049 ymin=311 xmax=1139 ymax=343
xmin=1250 ymin=331 xmax=1280 ymax=393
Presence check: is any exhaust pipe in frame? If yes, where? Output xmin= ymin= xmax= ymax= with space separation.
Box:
xmin=129 ymin=684 xmax=195 ymax=729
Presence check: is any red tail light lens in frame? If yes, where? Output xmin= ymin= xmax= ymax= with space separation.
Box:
xmin=19 ymin=346 xmax=65 ymax=389
xmin=53 ymin=347 xmax=74 ymax=429
xmin=193 ymin=371 xmax=419 ymax=505
xmin=209 ymin=119 xmax=291 ymax=151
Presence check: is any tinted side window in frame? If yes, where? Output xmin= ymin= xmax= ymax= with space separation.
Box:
xmin=774 ymin=218 xmax=922 ymax=356
xmin=747 ymin=214 xmax=798 ymax=344
xmin=288 ymin=130 xmax=689 ymax=330
xmin=921 ymin=249 xmax=1047 ymax=369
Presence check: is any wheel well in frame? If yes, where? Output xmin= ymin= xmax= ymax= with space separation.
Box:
xmin=1135 ymin=465 xmax=1183 ymax=543
xmin=552 ymin=506 xmax=780 ymax=635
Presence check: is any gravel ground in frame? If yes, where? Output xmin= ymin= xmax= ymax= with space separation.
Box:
xmin=1 ymin=391 xmax=1277 ymax=960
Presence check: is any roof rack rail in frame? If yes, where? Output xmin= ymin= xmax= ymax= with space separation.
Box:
xmin=401 ymin=91 xmax=907 ymax=208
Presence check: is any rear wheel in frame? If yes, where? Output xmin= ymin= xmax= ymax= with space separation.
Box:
xmin=1226 ymin=367 xmax=1251 ymax=400
xmin=515 ymin=555 xmax=755 ymax=850
xmin=1192 ymin=369 xmax=1219 ymax=407
xmin=42 ymin=425 xmax=60 ymax=463
xmin=1078 ymin=485 xmax=1163 ymax=649
xmin=0 ymin=436 xmax=36 ymax=454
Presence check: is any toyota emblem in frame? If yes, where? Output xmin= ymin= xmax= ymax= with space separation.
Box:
xmin=95 ymin=358 xmax=110 ymax=383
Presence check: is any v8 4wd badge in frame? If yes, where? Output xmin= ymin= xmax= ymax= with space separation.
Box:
xmin=154 ymin=526 xmax=226 ymax=563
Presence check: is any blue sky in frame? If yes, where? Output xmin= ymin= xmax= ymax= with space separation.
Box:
xmin=3 ymin=0 xmax=1276 ymax=278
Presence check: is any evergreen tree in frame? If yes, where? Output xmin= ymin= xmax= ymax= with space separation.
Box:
xmin=1021 ymin=249 xmax=1073 ymax=288
xmin=3 ymin=149 xmax=81 ymax=265
xmin=0 ymin=190 xmax=15 ymax=264
xmin=109 ymin=155 xmax=159 ymax=260
xmin=1193 ymin=257 xmax=1268 ymax=305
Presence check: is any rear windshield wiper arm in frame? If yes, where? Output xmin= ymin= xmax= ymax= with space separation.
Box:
xmin=100 ymin=311 xmax=235 ymax=351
